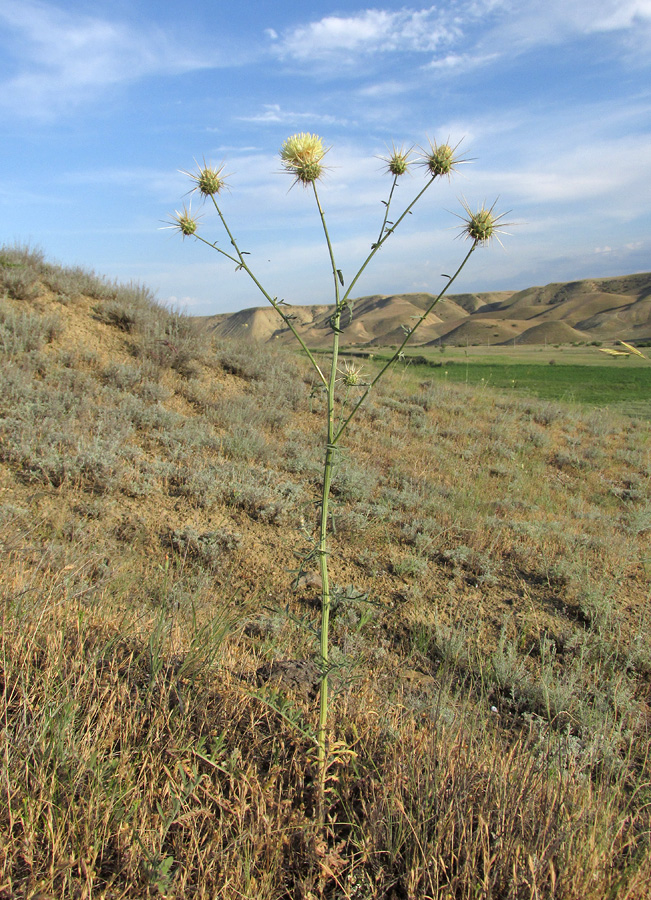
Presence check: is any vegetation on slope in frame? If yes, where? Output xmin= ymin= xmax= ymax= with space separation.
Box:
xmin=1 ymin=246 xmax=650 ymax=898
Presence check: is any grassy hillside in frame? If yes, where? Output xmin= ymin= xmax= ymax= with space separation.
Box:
xmin=1 ymin=246 xmax=650 ymax=899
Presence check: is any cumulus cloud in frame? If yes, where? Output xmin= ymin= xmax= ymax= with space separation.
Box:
xmin=578 ymin=0 xmax=651 ymax=32
xmin=475 ymin=0 xmax=651 ymax=55
xmin=357 ymin=80 xmax=412 ymax=98
xmin=269 ymin=6 xmax=463 ymax=62
xmin=476 ymin=133 xmax=651 ymax=210
xmin=268 ymin=1 xmax=651 ymax=72
xmin=424 ymin=51 xmax=500 ymax=70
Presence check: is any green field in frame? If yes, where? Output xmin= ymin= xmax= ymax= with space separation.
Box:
xmin=362 ymin=346 xmax=651 ymax=416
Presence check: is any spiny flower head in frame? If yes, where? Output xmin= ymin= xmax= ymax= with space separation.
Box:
xmin=182 ymin=159 xmax=228 ymax=198
xmin=337 ymin=360 xmax=366 ymax=386
xmin=280 ymin=133 xmax=328 ymax=186
xmin=419 ymin=138 xmax=466 ymax=179
xmin=456 ymin=199 xmax=511 ymax=246
xmin=165 ymin=204 xmax=201 ymax=238
xmin=381 ymin=143 xmax=412 ymax=177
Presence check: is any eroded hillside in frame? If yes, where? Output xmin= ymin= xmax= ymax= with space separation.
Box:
xmin=200 ymin=271 xmax=651 ymax=347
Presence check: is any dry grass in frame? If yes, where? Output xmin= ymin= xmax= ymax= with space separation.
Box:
xmin=1 ymin=246 xmax=650 ymax=898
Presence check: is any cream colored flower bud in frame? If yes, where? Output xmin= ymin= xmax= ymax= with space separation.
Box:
xmin=280 ymin=133 xmax=328 ymax=187
xmin=165 ymin=204 xmax=201 ymax=237
xmin=181 ymin=160 xmax=229 ymax=198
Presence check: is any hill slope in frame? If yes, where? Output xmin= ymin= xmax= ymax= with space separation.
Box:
xmin=200 ymin=272 xmax=651 ymax=346
xmin=1 ymin=246 xmax=650 ymax=898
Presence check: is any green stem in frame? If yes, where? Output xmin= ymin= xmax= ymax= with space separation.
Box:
xmin=194 ymin=202 xmax=328 ymax=388
xmin=312 ymin=182 xmax=340 ymax=309
xmin=310 ymin=181 xmax=343 ymax=810
xmin=374 ymin=175 xmax=399 ymax=249
xmin=339 ymin=175 xmax=437 ymax=309
xmin=334 ymin=242 xmax=478 ymax=444
xmin=316 ymin=441 xmax=336 ymax=808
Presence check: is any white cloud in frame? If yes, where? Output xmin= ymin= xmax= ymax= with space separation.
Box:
xmin=55 ymin=165 xmax=189 ymax=202
xmin=477 ymin=0 xmax=651 ymax=56
xmin=424 ymin=51 xmax=499 ymax=70
xmin=238 ymin=104 xmax=346 ymax=126
xmin=475 ymin=134 xmax=651 ymax=210
xmin=0 ymin=0 xmax=218 ymax=118
xmin=271 ymin=7 xmax=461 ymax=62
xmin=580 ymin=0 xmax=651 ymax=32
xmin=270 ymin=2 xmax=651 ymax=73
xmin=357 ymin=80 xmax=412 ymax=98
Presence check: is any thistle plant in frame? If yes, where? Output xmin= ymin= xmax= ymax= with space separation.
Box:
xmin=168 ymin=135 xmax=506 ymax=803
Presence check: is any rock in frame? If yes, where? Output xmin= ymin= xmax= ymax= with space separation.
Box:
xmin=256 ymin=658 xmax=321 ymax=699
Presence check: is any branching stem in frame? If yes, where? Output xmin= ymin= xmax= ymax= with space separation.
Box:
xmin=335 ymin=242 xmax=478 ymax=444
xmin=194 ymin=200 xmax=328 ymax=388
xmin=175 ymin=152 xmax=490 ymax=820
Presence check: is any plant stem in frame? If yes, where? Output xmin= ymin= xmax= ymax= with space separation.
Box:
xmin=312 ymin=183 xmax=340 ymax=308
xmin=196 ymin=202 xmax=328 ymax=387
xmin=316 ymin=441 xmax=336 ymax=809
xmin=190 ymin=174 xmax=481 ymax=818
xmin=335 ymin=242 xmax=478 ymax=443
xmin=310 ymin=181 xmax=343 ymax=808
xmin=374 ymin=175 xmax=399 ymax=249
xmin=339 ymin=176 xmax=437 ymax=310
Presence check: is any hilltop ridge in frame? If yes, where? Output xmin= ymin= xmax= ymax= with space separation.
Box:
xmin=198 ymin=271 xmax=651 ymax=347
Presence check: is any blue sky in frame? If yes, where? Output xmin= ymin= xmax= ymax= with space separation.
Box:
xmin=1 ymin=0 xmax=650 ymax=315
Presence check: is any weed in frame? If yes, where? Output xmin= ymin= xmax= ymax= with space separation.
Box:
xmin=170 ymin=136 xmax=506 ymax=797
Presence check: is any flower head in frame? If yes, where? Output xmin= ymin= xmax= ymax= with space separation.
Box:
xmin=181 ymin=159 xmax=229 ymax=198
xmin=163 ymin=203 xmax=201 ymax=238
xmin=337 ymin=360 xmax=366 ymax=387
xmin=380 ymin=143 xmax=412 ymax=177
xmin=418 ymin=138 xmax=467 ymax=179
xmin=455 ymin=198 xmax=511 ymax=246
xmin=280 ymin=133 xmax=328 ymax=187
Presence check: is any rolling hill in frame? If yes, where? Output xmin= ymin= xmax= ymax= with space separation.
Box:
xmin=198 ymin=271 xmax=651 ymax=347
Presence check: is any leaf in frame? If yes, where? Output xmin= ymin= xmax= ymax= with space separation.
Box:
xmin=157 ymin=856 xmax=174 ymax=879
xmin=337 ymin=269 xmax=345 ymax=286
